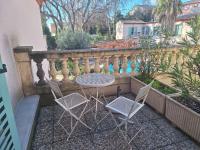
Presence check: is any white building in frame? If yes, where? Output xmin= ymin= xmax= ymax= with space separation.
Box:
xmin=116 ymin=19 xmax=191 ymax=42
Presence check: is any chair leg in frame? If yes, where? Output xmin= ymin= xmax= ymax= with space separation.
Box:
xmin=108 ymin=111 xmax=127 ymax=141
xmin=67 ymin=119 xmax=79 ymax=141
xmin=128 ymin=127 xmax=144 ymax=144
xmin=73 ymin=102 xmax=92 ymax=130
xmin=118 ymin=117 xmax=135 ymax=124
xmin=57 ymin=111 xmax=70 ymax=135
xmin=57 ymin=111 xmax=66 ymax=125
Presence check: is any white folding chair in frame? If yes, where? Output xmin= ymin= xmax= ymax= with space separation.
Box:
xmin=48 ymin=80 xmax=92 ymax=141
xmin=98 ymin=80 xmax=154 ymax=145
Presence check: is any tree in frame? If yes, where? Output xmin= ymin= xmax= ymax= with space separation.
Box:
xmin=41 ymin=0 xmax=113 ymax=33
xmin=127 ymin=5 xmax=154 ymax=22
xmin=154 ymin=0 xmax=182 ymax=33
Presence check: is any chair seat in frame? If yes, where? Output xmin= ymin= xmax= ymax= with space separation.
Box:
xmin=106 ymin=96 xmax=144 ymax=118
xmin=56 ymin=93 xmax=89 ymax=110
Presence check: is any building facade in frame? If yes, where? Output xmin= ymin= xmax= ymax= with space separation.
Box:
xmin=116 ymin=0 xmax=200 ymax=42
xmin=116 ymin=19 xmax=189 ymax=42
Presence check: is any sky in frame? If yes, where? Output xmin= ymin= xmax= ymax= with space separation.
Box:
xmin=121 ymin=0 xmax=191 ymax=15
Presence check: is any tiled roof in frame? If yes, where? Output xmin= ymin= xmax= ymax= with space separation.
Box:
xmin=183 ymin=0 xmax=200 ymax=5
xmin=177 ymin=12 xmax=200 ymax=20
xmin=120 ymin=20 xmax=146 ymax=24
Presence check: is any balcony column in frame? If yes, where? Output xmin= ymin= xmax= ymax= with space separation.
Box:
xmin=62 ymin=56 xmax=69 ymax=81
xmin=14 ymin=46 xmax=36 ymax=95
xmin=49 ymin=59 xmax=57 ymax=80
xmin=113 ymin=55 xmax=119 ymax=77
xmin=94 ymin=57 xmax=100 ymax=73
xmin=104 ymin=56 xmax=110 ymax=74
xmin=73 ymin=58 xmax=80 ymax=76
xmin=84 ymin=57 xmax=90 ymax=74
xmin=122 ymin=55 xmax=128 ymax=76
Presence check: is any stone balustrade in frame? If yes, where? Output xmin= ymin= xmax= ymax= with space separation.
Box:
xmin=14 ymin=46 xmax=195 ymax=97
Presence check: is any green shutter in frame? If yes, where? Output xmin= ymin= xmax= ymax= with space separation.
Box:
xmin=178 ymin=24 xmax=183 ymax=35
xmin=175 ymin=24 xmax=183 ymax=36
xmin=0 ymin=56 xmax=21 ymax=150
xmin=128 ymin=27 xmax=132 ymax=37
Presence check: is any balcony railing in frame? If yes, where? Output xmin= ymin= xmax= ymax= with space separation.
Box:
xmin=13 ymin=46 xmax=191 ymax=98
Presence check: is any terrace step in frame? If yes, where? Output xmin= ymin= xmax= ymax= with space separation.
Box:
xmin=15 ymin=95 xmax=40 ymax=150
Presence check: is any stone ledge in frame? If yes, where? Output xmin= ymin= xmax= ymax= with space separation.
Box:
xmin=15 ymin=95 xmax=40 ymax=150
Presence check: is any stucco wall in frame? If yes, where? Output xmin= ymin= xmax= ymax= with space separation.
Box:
xmin=116 ymin=21 xmax=192 ymax=41
xmin=0 ymin=0 xmax=47 ymax=109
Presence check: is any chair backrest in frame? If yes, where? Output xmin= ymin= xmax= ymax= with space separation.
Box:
xmin=127 ymin=80 xmax=154 ymax=118
xmin=135 ymin=80 xmax=154 ymax=104
xmin=47 ymin=80 xmax=63 ymax=99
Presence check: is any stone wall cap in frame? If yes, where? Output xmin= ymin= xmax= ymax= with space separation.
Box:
xmin=14 ymin=46 xmax=33 ymax=53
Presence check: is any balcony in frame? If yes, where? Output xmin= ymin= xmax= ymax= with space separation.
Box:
xmin=13 ymin=46 xmax=200 ymax=150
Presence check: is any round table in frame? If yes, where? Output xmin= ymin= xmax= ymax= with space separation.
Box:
xmin=76 ymin=73 xmax=115 ymax=87
xmin=76 ymin=73 xmax=115 ymax=120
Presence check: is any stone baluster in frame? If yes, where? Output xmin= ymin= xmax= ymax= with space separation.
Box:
xmin=94 ymin=57 xmax=100 ymax=73
xmin=155 ymin=52 xmax=161 ymax=63
xmin=104 ymin=56 xmax=110 ymax=74
xmin=177 ymin=52 xmax=184 ymax=66
xmin=122 ymin=55 xmax=128 ymax=76
xmin=131 ymin=55 xmax=136 ymax=76
xmin=162 ymin=51 xmax=168 ymax=62
xmin=32 ymin=54 xmax=46 ymax=85
xmin=49 ymin=59 xmax=57 ymax=80
xmin=84 ymin=57 xmax=90 ymax=74
xmin=73 ymin=58 xmax=80 ymax=76
xmin=166 ymin=51 xmax=172 ymax=63
xmin=172 ymin=50 xmax=177 ymax=65
xmin=113 ymin=55 xmax=119 ymax=77
xmin=62 ymin=57 xmax=69 ymax=81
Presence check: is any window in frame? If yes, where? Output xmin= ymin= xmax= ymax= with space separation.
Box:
xmin=175 ymin=24 xmax=183 ymax=36
xmin=128 ymin=27 xmax=138 ymax=37
xmin=141 ymin=27 xmax=145 ymax=35
xmin=134 ymin=27 xmax=137 ymax=36
xmin=145 ymin=26 xmax=150 ymax=35
xmin=142 ymin=26 xmax=150 ymax=36
xmin=131 ymin=27 xmax=134 ymax=35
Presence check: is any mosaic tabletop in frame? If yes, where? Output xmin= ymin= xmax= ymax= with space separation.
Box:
xmin=76 ymin=73 xmax=115 ymax=87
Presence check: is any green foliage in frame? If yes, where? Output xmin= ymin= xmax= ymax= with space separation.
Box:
xmin=54 ymin=60 xmax=62 ymax=71
xmin=170 ymin=64 xmax=189 ymax=98
xmin=42 ymin=17 xmax=57 ymax=49
xmin=56 ymin=30 xmax=91 ymax=49
xmin=90 ymin=34 xmax=110 ymax=44
xmin=126 ymin=5 xmax=154 ymax=22
xmin=169 ymin=16 xmax=200 ymax=98
xmin=138 ymin=36 xmax=172 ymax=79
xmin=137 ymin=75 xmax=177 ymax=94
xmin=139 ymin=36 xmax=156 ymax=49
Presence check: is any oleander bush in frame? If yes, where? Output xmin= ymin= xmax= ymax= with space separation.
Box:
xmin=56 ymin=30 xmax=91 ymax=49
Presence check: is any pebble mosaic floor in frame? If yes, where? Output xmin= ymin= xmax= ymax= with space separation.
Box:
xmin=32 ymin=94 xmax=200 ymax=150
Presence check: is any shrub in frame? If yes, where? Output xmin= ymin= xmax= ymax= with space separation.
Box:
xmin=90 ymin=34 xmax=110 ymax=44
xmin=56 ymin=30 xmax=91 ymax=49
xmin=169 ymin=16 xmax=200 ymax=98
xmin=42 ymin=19 xmax=57 ymax=49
